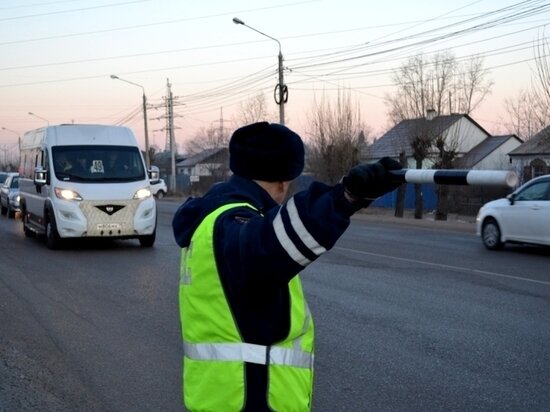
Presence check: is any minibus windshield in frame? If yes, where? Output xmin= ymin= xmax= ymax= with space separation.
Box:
xmin=52 ymin=145 xmax=146 ymax=183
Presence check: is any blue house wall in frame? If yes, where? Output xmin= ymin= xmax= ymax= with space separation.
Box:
xmin=372 ymin=183 xmax=438 ymax=210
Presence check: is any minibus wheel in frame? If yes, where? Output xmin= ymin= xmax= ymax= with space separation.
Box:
xmin=45 ymin=210 xmax=62 ymax=250
xmin=139 ymin=231 xmax=155 ymax=247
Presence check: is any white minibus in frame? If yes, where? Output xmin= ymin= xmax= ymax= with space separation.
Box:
xmin=19 ymin=124 xmax=158 ymax=249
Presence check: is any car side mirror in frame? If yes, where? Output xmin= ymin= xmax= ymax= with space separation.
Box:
xmin=148 ymin=165 xmax=160 ymax=183
xmin=506 ymin=193 xmax=516 ymax=205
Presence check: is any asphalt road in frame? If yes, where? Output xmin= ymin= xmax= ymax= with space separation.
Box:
xmin=1 ymin=200 xmax=549 ymax=411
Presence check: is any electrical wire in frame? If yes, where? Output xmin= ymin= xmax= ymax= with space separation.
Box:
xmin=0 ymin=0 xmax=150 ymax=21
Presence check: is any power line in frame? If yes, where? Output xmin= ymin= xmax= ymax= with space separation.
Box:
xmin=0 ymin=0 xmax=82 ymax=11
xmin=0 ymin=0 xmax=317 ymax=43
xmin=0 ymin=0 xmax=150 ymax=21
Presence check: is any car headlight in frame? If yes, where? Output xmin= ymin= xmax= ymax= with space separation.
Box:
xmin=134 ymin=188 xmax=152 ymax=200
xmin=54 ymin=187 xmax=83 ymax=201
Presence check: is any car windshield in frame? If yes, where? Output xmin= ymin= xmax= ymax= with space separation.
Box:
xmin=52 ymin=145 xmax=146 ymax=183
xmin=10 ymin=176 xmax=18 ymax=189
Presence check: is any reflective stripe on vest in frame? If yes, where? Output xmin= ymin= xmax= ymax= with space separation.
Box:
xmin=184 ymin=341 xmax=314 ymax=369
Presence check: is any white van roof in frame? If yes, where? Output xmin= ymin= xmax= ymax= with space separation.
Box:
xmin=21 ymin=124 xmax=138 ymax=148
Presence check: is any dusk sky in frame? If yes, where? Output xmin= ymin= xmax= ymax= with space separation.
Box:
xmin=1 ymin=0 xmax=548 ymax=159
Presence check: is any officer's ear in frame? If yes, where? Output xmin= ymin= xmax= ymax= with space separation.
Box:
xmin=254 ymin=180 xmax=290 ymax=205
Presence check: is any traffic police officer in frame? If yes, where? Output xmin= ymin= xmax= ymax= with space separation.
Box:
xmin=173 ymin=121 xmax=401 ymax=411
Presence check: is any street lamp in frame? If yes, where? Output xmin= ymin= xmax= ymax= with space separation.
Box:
xmin=110 ymin=74 xmax=151 ymax=168
xmin=2 ymin=127 xmax=21 ymax=150
xmin=2 ymin=127 xmax=19 ymax=138
xmin=28 ymin=112 xmax=50 ymax=125
xmin=1 ymin=127 xmax=21 ymax=165
xmin=233 ymin=17 xmax=287 ymax=125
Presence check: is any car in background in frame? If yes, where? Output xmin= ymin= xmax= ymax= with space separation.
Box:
xmin=0 ymin=172 xmax=20 ymax=218
xmin=0 ymin=171 xmax=9 ymax=185
xmin=150 ymin=178 xmax=167 ymax=199
xmin=476 ymin=174 xmax=550 ymax=250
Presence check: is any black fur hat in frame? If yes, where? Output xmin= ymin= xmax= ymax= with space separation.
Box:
xmin=229 ymin=122 xmax=304 ymax=182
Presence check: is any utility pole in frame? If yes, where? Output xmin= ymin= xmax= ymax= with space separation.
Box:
xmin=110 ymin=75 xmax=150 ymax=168
xmin=0 ymin=146 xmax=8 ymax=168
xmin=219 ymin=107 xmax=224 ymax=139
xmin=167 ymin=79 xmax=177 ymax=193
xmin=212 ymin=107 xmax=229 ymax=142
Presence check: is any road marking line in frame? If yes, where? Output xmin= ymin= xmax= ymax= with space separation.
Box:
xmin=334 ymin=246 xmax=550 ymax=286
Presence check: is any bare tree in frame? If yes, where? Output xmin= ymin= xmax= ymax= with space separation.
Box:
xmin=505 ymin=34 xmax=550 ymax=139
xmin=455 ymin=55 xmax=493 ymax=114
xmin=385 ymin=52 xmax=492 ymax=218
xmin=185 ymin=125 xmax=229 ymax=155
xmin=386 ymin=52 xmax=492 ymax=124
xmin=235 ymin=92 xmax=277 ymax=125
xmin=504 ymin=89 xmax=543 ymax=139
xmin=306 ymin=89 xmax=368 ymax=185
xmin=410 ymin=124 xmax=436 ymax=219
xmin=433 ymin=127 xmax=462 ymax=220
xmin=386 ymin=52 xmax=457 ymax=124
xmin=534 ymin=31 xmax=550 ymax=104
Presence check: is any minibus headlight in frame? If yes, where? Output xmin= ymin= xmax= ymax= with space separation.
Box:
xmin=54 ymin=187 xmax=83 ymax=201
xmin=134 ymin=188 xmax=152 ymax=200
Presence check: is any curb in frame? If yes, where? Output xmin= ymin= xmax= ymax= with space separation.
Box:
xmin=354 ymin=207 xmax=477 ymax=234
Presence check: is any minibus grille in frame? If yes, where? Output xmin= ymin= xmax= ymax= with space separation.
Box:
xmin=80 ymin=199 xmax=138 ymax=236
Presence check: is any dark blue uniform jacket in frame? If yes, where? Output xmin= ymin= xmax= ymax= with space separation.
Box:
xmin=172 ymin=175 xmax=358 ymax=411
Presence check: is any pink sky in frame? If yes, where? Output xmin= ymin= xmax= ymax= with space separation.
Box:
xmin=1 ymin=0 xmax=547 ymax=163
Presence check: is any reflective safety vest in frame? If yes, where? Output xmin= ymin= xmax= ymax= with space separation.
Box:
xmin=179 ymin=202 xmax=315 ymax=412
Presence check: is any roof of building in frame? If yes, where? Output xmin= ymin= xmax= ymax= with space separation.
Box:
xmin=176 ymin=147 xmax=227 ymax=167
xmin=508 ymin=125 xmax=550 ymax=155
xmin=363 ymin=114 xmax=489 ymax=159
xmin=457 ymin=134 xmax=522 ymax=168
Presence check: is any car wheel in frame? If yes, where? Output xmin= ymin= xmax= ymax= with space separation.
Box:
xmin=45 ymin=210 xmax=62 ymax=250
xmin=482 ymin=218 xmax=504 ymax=250
xmin=156 ymin=190 xmax=165 ymax=200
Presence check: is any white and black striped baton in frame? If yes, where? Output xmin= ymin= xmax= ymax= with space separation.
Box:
xmin=389 ymin=169 xmax=518 ymax=188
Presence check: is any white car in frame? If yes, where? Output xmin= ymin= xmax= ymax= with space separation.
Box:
xmin=150 ymin=178 xmax=167 ymax=199
xmin=476 ymin=174 xmax=550 ymax=250
xmin=0 ymin=172 xmax=20 ymax=218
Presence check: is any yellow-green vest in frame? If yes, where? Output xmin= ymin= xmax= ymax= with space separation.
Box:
xmin=179 ymin=202 xmax=315 ymax=412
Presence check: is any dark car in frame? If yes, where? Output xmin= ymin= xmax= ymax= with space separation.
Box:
xmin=0 ymin=173 xmax=20 ymax=218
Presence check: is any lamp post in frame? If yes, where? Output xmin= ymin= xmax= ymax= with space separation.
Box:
xmin=110 ymin=74 xmax=151 ymax=168
xmin=2 ymin=127 xmax=21 ymax=151
xmin=1 ymin=127 xmax=21 ymax=166
xmin=233 ymin=17 xmax=287 ymax=125
xmin=28 ymin=112 xmax=50 ymax=125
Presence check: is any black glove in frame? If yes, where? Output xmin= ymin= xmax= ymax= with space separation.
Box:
xmin=343 ymin=157 xmax=402 ymax=204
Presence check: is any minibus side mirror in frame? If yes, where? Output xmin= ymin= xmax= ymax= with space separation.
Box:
xmin=34 ymin=166 xmax=47 ymax=186
xmin=33 ymin=166 xmax=47 ymax=193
